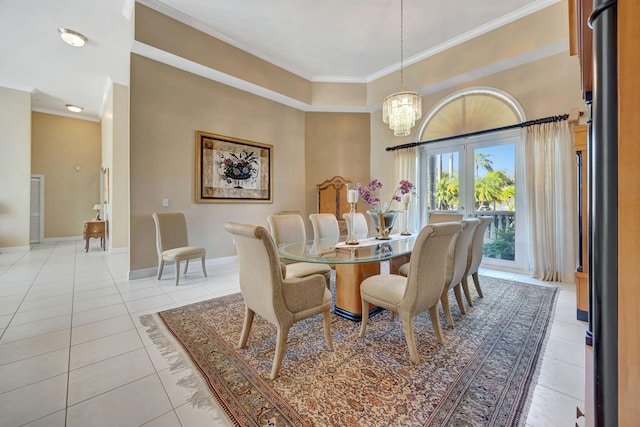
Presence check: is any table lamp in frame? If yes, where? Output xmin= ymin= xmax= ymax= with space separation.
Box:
xmin=92 ymin=204 xmax=103 ymax=221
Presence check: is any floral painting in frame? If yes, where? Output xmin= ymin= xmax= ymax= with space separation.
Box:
xmin=196 ymin=131 xmax=273 ymax=203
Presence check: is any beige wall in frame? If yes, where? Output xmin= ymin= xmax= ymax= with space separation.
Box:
xmin=305 ymin=112 xmax=371 ymax=232
xmin=31 ymin=112 xmax=101 ymax=238
xmin=101 ymin=83 xmax=130 ymax=249
xmin=0 ymin=87 xmax=31 ymax=248
xmin=130 ymin=54 xmax=309 ymax=270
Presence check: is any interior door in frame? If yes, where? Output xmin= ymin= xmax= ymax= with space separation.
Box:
xmin=30 ymin=175 xmax=44 ymax=244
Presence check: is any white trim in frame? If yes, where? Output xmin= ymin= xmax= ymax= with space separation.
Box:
xmin=138 ymin=0 xmax=560 ymax=83
xmin=127 ymin=255 xmax=238 ymax=280
xmin=0 ymin=246 xmax=30 ymax=253
xmin=367 ymin=0 xmax=562 ymax=82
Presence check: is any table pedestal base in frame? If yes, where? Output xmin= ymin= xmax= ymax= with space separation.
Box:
xmin=335 ymin=261 xmax=381 ymax=321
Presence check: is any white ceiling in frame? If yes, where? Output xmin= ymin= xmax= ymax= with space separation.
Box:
xmin=0 ymin=0 xmax=559 ymax=121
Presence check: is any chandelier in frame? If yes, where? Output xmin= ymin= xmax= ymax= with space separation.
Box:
xmin=382 ymin=0 xmax=422 ymax=137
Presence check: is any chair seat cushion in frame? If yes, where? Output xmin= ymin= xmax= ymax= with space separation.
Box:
xmin=398 ymin=262 xmax=410 ymax=277
xmin=162 ymin=246 xmax=206 ymax=261
xmin=285 ymin=262 xmax=331 ymax=279
xmin=361 ymin=274 xmax=407 ymax=305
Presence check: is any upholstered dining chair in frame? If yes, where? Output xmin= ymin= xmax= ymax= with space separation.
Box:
xmin=152 ymin=212 xmax=207 ymax=286
xmin=309 ymin=213 xmax=341 ymax=241
xmin=359 ymin=222 xmax=462 ymax=364
xmin=461 ymin=216 xmax=494 ymax=305
xmin=224 ymin=222 xmax=334 ymax=379
xmin=438 ymin=218 xmax=480 ymax=327
xmin=342 ymin=212 xmax=370 ymax=240
xmin=428 ymin=212 xmax=463 ymax=224
xmin=267 ymin=214 xmax=331 ymax=287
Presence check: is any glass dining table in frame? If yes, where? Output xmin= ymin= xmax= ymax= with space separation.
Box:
xmin=277 ymin=234 xmax=417 ymax=321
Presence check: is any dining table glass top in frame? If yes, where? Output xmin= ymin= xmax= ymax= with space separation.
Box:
xmin=277 ymin=234 xmax=417 ymax=264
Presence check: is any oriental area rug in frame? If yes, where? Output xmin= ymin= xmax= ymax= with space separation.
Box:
xmin=140 ymin=276 xmax=558 ymax=427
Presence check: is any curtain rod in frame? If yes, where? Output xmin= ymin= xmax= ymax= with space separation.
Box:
xmin=385 ymin=113 xmax=570 ymax=152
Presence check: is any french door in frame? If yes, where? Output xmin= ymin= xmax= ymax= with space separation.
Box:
xmin=418 ymin=130 xmax=524 ymax=270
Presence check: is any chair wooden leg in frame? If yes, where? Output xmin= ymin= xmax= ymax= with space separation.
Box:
xmin=401 ymin=314 xmax=419 ymax=364
xmin=201 ymin=256 xmax=207 ymax=277
xmin=237 ymin=307 xmax=255 ymax=349
xmin=359 ymin=298 xmax=370 ymax=337
xmin=270 ymin=325 xmax=290 ymax=380
xmin=441 ymin=291 xmax=455 ymax=327
xmin=184 ymin=260 xmax=189 ymax=274
xmin=175 ymin=261 xmax=181 ymax=286
xmin=461 ymin=276 xmax=474 ymax=306
xmin=323 ymin=310 xmax=334 ymax=351
xmin=429 ymin=306 xmax=444 ymax=344
xmin=453 ymin=284 xmax=466 ymax=314
xmin=472 ymin=272 xmax=484 ymax=298
xmin=157 ymin=260 xmax=165 ymax=280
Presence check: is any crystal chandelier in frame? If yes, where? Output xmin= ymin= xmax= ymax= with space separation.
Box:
xmin=382 ymin=0 xmax=422 ymax=137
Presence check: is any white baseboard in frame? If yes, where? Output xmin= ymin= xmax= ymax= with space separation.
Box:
xmin=0 ymin=246 xmax=30 ymax=253
xmin=127 ymin=255 xmax=237 ymax=280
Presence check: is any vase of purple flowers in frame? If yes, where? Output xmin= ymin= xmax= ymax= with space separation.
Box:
xmin=357 ymin=179 xmax=415 ymax=239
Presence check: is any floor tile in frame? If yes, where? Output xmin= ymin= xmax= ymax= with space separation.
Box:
xmin=68 ymin=348 xmax=155 ymax=405
xmin=71 ymin=303 xmax=129 ymax=327
xmin=544 ymin=336 xmax=586 ymax=368
xmin=71 ymin=314 xmax=135 ymax=345
xmin=10 ymin=303 xmax=73 ymax=326
xmin=175 ymin=402 xmax=231 ymax=427
xmin=125 ymin=294 xmax=176 ymax=313
xmin=0 ymin=314 xmax=71 ymax=343
xmin=141 ymin=410 xmax=182 ymax=427
xmin=66 ymin=374 xmax=173 ymax=427
xmin=550 ymin=320 xmax=588 ymax=345
xmin=73 ymin=294 xmax=124 ymax=313
xmin=0 ymin=329 xmax=70 ymax=365
xmin=0 ymin=347 xmax=69 ymax=394
xmin=0 ymin=373 xmax=68 ymax=427
xmin=537 ymin=356 xmax=586 ymax=401
xmin=21 ymin=409 xmax=67 ymax=427
xmin=69 ymin=329 xmax=143 ymax=369
xmin=157 ymin=367 xmax=196 ymax=408
xmin=526 ymin=384 xmax=584 ymax=427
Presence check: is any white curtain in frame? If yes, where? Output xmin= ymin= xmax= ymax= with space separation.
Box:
xmin=522 ymin=121 xmax=576 ymax=282
xmin=393 ymin=147 xmax=418 ymax=232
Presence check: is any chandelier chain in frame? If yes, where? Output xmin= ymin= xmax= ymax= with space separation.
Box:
xmin=400 ymin=0 xmax=404 ymax=90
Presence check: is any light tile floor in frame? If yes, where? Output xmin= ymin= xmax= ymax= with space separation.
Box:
xmin=0 ymin=242 xmax=587 ymax=426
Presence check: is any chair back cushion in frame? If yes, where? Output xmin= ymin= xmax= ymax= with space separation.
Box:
xmin=152 ymin=213 xmax=189 ymax=254
xmin=342 ymin=212 xmax=369 ymax=239
xmin=403 ymin=222 xmax=461 ymax=314
xmin=224 ymin=222 xmax=283 ymax=325
xmin=309 ymin=213 xmax=340 ymax=241
xmin=428 ymin=212 xmax=463 ymax=224
xmin=267 ymin=214 xmax=306 ymax=245
xmin=445 ymin=218 xmax=480 ymax=288
xmin=467 ymin=216 xmax=494 ymax=274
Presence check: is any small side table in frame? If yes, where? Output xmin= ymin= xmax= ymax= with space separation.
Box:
xmin=83 ymin=220 xmax=106 ymax=252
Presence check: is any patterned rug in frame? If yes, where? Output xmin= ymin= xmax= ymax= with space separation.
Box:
xmin=141 ymin=276 xmax=558 ymax=426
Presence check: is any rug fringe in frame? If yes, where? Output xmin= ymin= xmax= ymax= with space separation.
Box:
xmin=140 ymin=313 xmax=231 ymax=423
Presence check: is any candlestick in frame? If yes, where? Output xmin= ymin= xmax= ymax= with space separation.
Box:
xmin=347 ymin=189 xmax=358 ymax=204
xmin=346 ymin=202 xmax=359 ymax=245
xmin=401 ymin=202 xmax=411 ymax=235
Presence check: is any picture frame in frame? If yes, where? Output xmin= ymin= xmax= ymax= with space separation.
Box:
xmin=195 ymin=131 xmax=273 ymax=203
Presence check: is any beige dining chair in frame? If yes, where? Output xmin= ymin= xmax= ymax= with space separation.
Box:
xmin=359 ymin=222 xmax=461 ymax=363
xmin=152 ymin=212 xmax=207 ymax=286
xmin=267 ymin=214 xmax=331 ymax=287
xmin=309 ymin=213 xmax=341 ymax=241
xmin=342 ymin=212 xmax=370 ymax=240
xmin=438 ymin=218 xmax=480 ymax=327
xmin=224 ymin=222 xmax=333 ymax=379
xmin=461 ymin=216 xmax=494 ymax=305
xmin=428 ymin=212 xmax=463 ymax=224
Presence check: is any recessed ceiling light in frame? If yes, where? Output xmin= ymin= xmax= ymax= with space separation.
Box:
xmin=58 ymin=28 xmax=87 ymax=47
xmin=65 ymin=104 xmax=83 ymax=113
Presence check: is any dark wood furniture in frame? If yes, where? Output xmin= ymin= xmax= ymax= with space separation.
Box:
xmin=573 ymin=124 xmax=588 ymax=322
xmin=317 ymin=176 xmax=351 ymax=235
xmin=83 ymin=220 xmax=106 ymax=252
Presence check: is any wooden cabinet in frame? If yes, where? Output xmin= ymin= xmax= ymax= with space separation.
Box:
xmin=83 ymin=220 xmax=106 ymax=252
xmin=573 ymin=124 xmax=588 ymax=321
xmin=568 ymin=0 xmax=593 ymax=101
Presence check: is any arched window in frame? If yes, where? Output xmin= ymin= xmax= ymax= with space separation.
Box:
xmin=416 ymin=88 xmax=526 ymax=270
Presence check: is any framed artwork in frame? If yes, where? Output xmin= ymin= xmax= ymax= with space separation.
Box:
xmin=195 ymin=131 xmax=273 ymax=203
